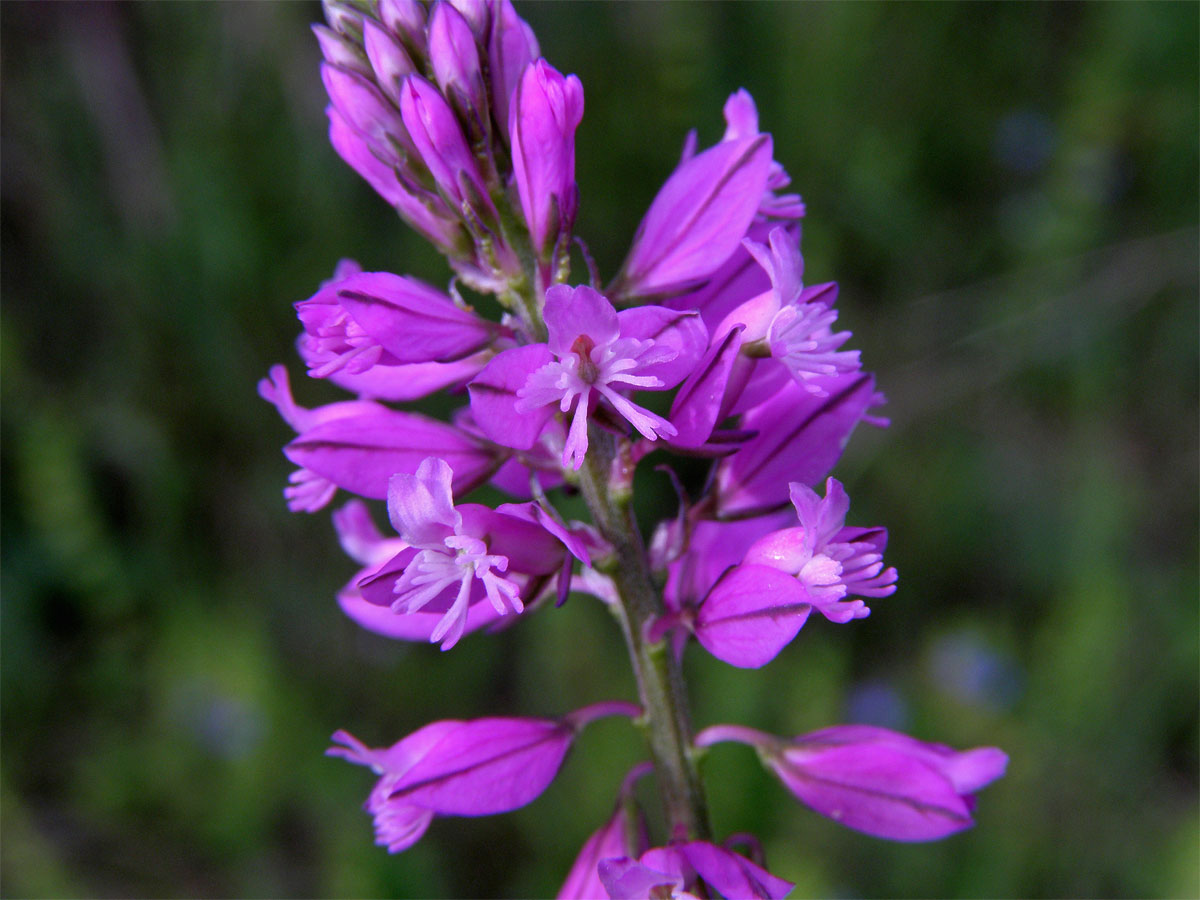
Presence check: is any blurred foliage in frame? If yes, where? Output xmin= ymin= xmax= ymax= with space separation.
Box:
xmin=2 ymin=2 xmax=1197 ymax=898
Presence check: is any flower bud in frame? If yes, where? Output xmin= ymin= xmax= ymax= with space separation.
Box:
xmin=362 ymin=17 xmax=416 ymax=106
xmin=488 ymin=0 xmax=539 ymax=141
xmin=448 ymin=0 xmax=490 ymax=38
xmin=399 ymin=74 xmax=494 ymax=219
xmin=326 ymin=106 xmax=465 ymax=253
xmin=312 ymin=24 xmax=369 ymax=76
xmin=321 ymin=62 xmax=409 ymax=165
xmin=322 ymin=0 xmax=364 ymax=39
xmin=428 ymin=2 xmax=488 ymax=135
xmin=377 ymin=0 xmax=427 ymax=55
xmin=510 ymin=60 xmax=584 ymax=256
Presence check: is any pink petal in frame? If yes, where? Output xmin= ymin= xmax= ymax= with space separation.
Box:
xmin=616 ymin=135 xmax=773 ymax=298
xmin=617 ymin=305 xmax=707 ymax=389
xmin=467 ymin=344 xmax=557 ymax=449
xmin=336 ymin=272 xmax=497 ymax=364
xmin=389 ymin=717 xmax=573 ymax=815
xmin=774 ymin=743 xmax=975 ymax=842
xmin=284 ymin=408 xmax=498 ymax=500
xmin=544 ymin=284 xmax=619 ymax=355
xmin=696 ymin=564 xmax=812 ymax=668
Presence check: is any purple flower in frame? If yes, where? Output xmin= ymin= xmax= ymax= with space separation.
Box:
xmin=696 ymin=724 xmax=1008 ymax=842
xmin=330 ymin=500 xmax=507 ymax=642
xmin=399 ymin=74 xmax=494 ymax=218
xmin=510 ymin=59 xmax=584 ymax=257
xmin=667 ymin=226 xmax=860 ymax=448
xmin=357 ymin=457 xmax=571 ymax=648
xmin=598 ymin=840 xmax=793 ymax=900
xmin=741 ymin=477 xmax=897 ymax=623
xmin=741 ymin=228 xmax=860 ymax=396
xmin=692 ymin=477 xmax=895 ymax=668
xmin=258 ymin=367 xmax=501 ymax=511
xmin=329 ymin=703 xmax=638 ymax=853
xmin=468 ymin=284 xmax=705 ymax=468
xmin=296 ymin=269 xmax=503 ymax=372
xmin=428 ymin=2 xmax=487 ymax=131
xmin=612 ymin=135 xmax=773 ymax=300
xmin=293 ymin=262 xmax=488 ymax=400
xmin=487 ymin=0 xmax=540 ymax=141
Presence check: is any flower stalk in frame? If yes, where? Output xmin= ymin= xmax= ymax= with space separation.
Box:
xmin=578 ymin=426 xmax=711 ymax=842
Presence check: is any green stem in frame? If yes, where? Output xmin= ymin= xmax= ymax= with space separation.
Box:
xmin=578 ymin=429 xmax=711 ymax=841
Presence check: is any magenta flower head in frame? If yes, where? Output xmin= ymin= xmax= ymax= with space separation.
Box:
xmin=330 ymin=500 xmax=508 ymax=643
xmin=358 ymin=457 xmax=573 ymax=648
xmin=598 ymin=840 xmax=793 ymax=900
xmin=696 ymin=724 xmax=1008 ymax=842
xmin=265 ymin=6 xmax=1009 ymax=889
xmin=693 ymin=477 xmax=895 ymax=668
xmin=468 ymin=284 xmax=705 ymax=468
xmin=510 ymin=59 xmax=584 ymax=258
xmin=329 ymin=702 xmax=638 ymax=853
xmin=296 ymin=270 xmax=503 ymax=374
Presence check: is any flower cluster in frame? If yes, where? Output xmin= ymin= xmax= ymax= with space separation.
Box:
xmin=264 ymin=1 xmax=1006 ymax=895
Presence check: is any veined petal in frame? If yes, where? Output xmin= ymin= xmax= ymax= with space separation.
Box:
xmin=284 ymin=407 xmax=499 ymax=501
xmin=772 ymin=744 xmax=974 ymax=842
xmin=544 ymin=284 xmax=620 ymax=355
xmin=668 ymin=326 xmax=745 ymax=448
xmin=468 ymin=344 xmax=557 ymax=449
xmin=389 ymin=717 xmax=573 ymax=815
xmin=615 ymin=135 xmax=773 ymax=298
xmin=696 ymin=564 xmax=812 ymax=668
xmin=616 ymin=306 xmax=707 ymax=389
xmin=715 ymin=374 xmax=879 ymax=517
xmin=336 ymin=271 xmax=498 ymax=364
xmin=387 ymin=458 xmax=460 ymax=544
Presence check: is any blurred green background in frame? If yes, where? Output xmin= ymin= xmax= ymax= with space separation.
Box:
xmin=2 ymin=2 xmax=1197 ymax=897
